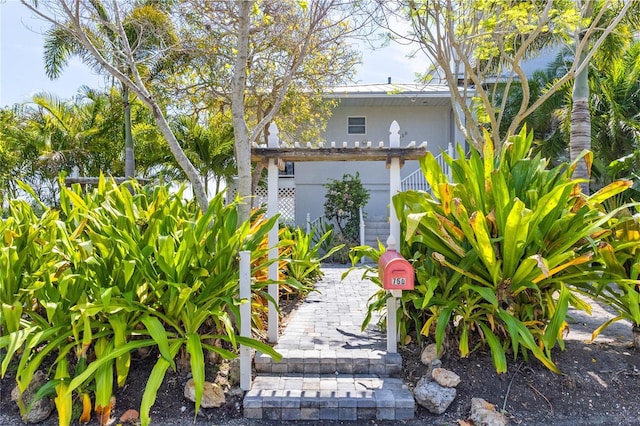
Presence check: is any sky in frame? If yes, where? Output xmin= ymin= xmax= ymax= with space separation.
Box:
xmin=0 ymin=1 xmax=426 ymax=108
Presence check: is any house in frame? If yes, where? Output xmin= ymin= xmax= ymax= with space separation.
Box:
xmin=255 ymin=82 xmax=462 ymax=246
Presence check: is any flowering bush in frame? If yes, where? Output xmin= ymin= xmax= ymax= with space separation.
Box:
xmin=323 ymin=172 xmax=370 ymax=244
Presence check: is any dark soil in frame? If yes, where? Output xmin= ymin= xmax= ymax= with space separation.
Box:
xmin=404 ymin=339 xmax=640 ymax=425
xmin=2 ymin=298 xmax=640 ymax=425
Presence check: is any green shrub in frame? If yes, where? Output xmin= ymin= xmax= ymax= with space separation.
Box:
xmin=324 ymin=172 xmax=369 ymax=244
xmin=0 ymin=176 xmax=280 ymax=425
xmin=352 ymin=128 xmax=632 ymax=373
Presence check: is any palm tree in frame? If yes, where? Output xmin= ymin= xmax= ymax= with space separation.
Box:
xmin=0 ymin=106 xmax=40 ymax=207
xmin=29 ymin=90 xmax=125 ymax=202
xmin=172 ymin=114 xmax=236 ymax=196
xmin=497 ymin=51 xmax=573 ymax=164
xmin=0 ymin=90 xmax=122 ymax=206
xmin=591 ymin=41 xmax=640 ymax=187
xmin=569 ymin=0 xmax=639 ymax=193
xmin=42 ymin=1 xmax=176 ymax=179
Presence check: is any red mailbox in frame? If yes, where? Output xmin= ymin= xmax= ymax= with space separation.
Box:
xmin=378 ymin=249 xmax=414 ymax=291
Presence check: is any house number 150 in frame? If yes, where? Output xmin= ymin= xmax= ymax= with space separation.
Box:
xmin=391 ymin=277 xmax=406 ymax=285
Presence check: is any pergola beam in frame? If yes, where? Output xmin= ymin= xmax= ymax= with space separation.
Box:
xmin=251 ymin=147 xmax=427 ymax=164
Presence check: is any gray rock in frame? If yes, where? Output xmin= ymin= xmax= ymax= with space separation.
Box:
xmin=432 ymin=367 xmax=461 ymax=388
xmin=428 ymin=358 xmax=442 ymax=376
xmin=470 ymin=397 xmax=508 ymax=426
xmin=413 ymin=375 xmax=456 ymax=414
xmin=227 ymin=386 xmax=245 ymax=398
xmin=184 ymin=378 xmax=226 ymax=408
xmin=420 ymin=343 xmax=439 ymax=366
xmin=10 ymin=370 xmax=54 ymax=424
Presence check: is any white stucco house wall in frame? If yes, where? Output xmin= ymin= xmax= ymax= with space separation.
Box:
xmin=255 ymin=82 xmax=463 ymax=245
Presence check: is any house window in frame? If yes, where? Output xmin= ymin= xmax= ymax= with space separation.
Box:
xmin=279 ymin=161 xmax=294 ymax=177
xmin=348 ymin=117 xmax=366 ymax=135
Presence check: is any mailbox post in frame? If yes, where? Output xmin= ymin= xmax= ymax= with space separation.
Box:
xmin=379 ymin=236 xmax=414 ymax=353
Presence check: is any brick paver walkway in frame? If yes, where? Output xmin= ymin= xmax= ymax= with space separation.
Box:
xmin=245 ymin=265 xmax=415 ymax=421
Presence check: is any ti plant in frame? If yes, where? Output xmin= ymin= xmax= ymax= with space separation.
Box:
xmin=354 ymin=128 xmax=633 ymax=373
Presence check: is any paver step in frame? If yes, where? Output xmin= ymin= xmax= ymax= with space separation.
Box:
xmin=244 ymin=374 xmax=415 ymax=421
xmin=254 ymin=348 xmax=402 ymax=377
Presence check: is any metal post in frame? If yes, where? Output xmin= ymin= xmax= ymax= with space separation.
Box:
xmin=306 ymin=212 xmax=311 ymax=235
xmin=239 ymin=250 xmax=251 ymax=391
xmin=267 ymin=123 xmax=280 ymax=343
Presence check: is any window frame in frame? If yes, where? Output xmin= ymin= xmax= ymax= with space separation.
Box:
xmin=279 ymin=161 xmax=295 ymax=177
xmin=347 ymin=116 xmax=367 ymax=135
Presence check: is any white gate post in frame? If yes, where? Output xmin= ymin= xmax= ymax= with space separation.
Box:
xmin=239 ymin=250 xmax=251 ymax=391
xmin=387 ymin=121 xmax=402 ymax=353
xmin=358 ymin=206 xmax=365 ymax=250
xmin=447 ymin=142 xmax=454 ymax=180
xmin=267 ymin=123 xmax=280 ymax=343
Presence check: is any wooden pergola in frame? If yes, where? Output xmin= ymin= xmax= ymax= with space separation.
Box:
xmin=251 ymin=145 xmax=427 ymax=165
xmin=250 ymin=121 xmax=427 ymax=352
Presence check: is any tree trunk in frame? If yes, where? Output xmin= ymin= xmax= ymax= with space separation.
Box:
xmin=251 ymin=162 xmax=265 ymax=203
xmin=570 ymin=94 xmax=591 ymax=194
xmin=231 ymin=0 xmax=253 ymax=224
xmin=122 ymin=84 xmax=135 ymax=179
xmin=570 ymin=3 xmax=593 ymax=195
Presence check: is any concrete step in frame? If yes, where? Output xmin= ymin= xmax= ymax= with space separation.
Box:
xmin=254 ymin=348 xmax=402 ymax=377
xmin=364 ymin=222 xmax=388 ymax=230
xmin=244 ymin=374 xmax=415 ymax=421
xmin=364 ymin=221 xmax=390 ymax=247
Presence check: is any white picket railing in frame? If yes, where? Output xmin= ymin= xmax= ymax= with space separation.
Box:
xmin=400 ymin=143 xmax=454 ymax=193
xmin=306 ymin=213 xmax=322 ymax=235
xmin=401 ymin=167 xmax=431 ymax=192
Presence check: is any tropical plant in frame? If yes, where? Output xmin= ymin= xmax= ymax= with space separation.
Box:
xmin=568 ymin=0 xmax=640 ymax=191
xmin=352 ymin=128 xmax=632 ymax=373
xmin=0 ymin=107 xmax=36 ymax=207
xmin=575 ymin=210 xmax=640 ymax=348
xmin=0 ymin=177 xmax=280 ymax=426
xmin=311 ymin=218 xmax=342 ymax=260
xmin=280 ymin=226 xmax=343 ymax=291
xmin=171 ymin=113 xmax=236 ymax=196
xmin=0 ymin=193 xmax=59 ymax=335
xmin=496 ymin=52 xmax=573 ymax=164
xmin=591 ymin=41 xmax=640 ymax=191
xmin=42 ymin=0 xmax=179 ymax=178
